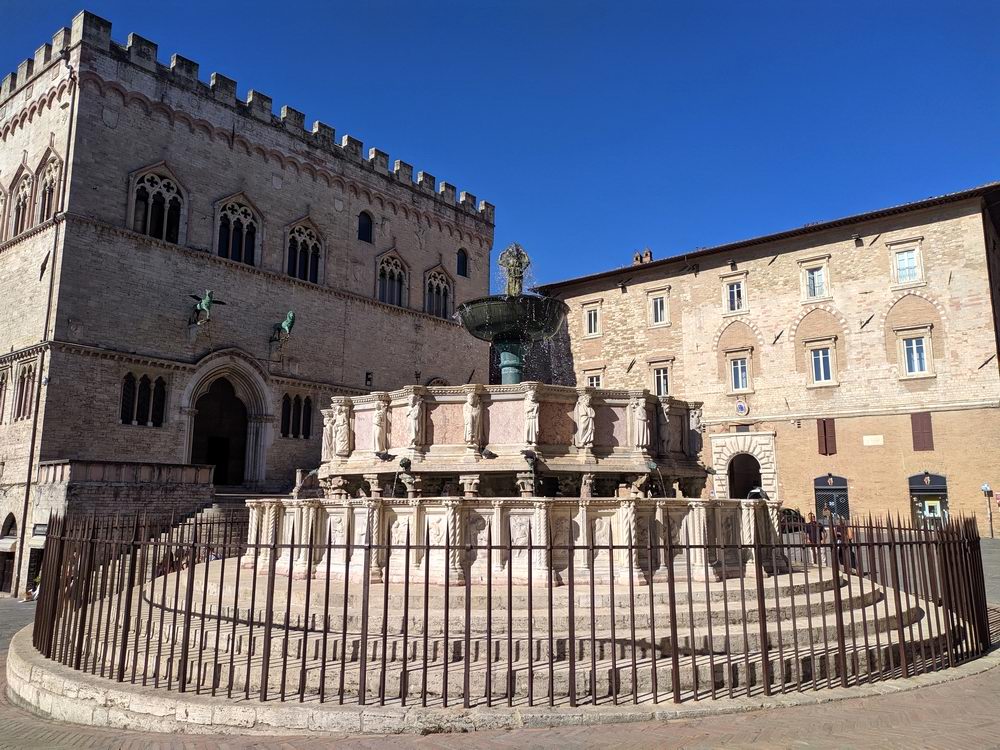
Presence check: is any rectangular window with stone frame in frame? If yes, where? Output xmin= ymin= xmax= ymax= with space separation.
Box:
xmin=798 ymin=254 xmax=831 ymax=301
xmin=894 ymin=324 xmax=934 ymax=379
xmin=583 ymin=302 xmax=602 ymax=337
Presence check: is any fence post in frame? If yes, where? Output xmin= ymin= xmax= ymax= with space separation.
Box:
xmin=43 ymin=516 xmax=68 ymax=660
xmin=177 ymin=519 xmax=199 ymax=692
xmin=752 ymin=507 xmax=772 ymax=696
xmin=886 ymin=519 xmax=909 ymax=677
xmin=115 ymin=513 xmax=141 ymax=682
xmin=664 ymin=511 xmax=681 ymax=703
xmin=828 ymin=522 xmax=849 ymax=688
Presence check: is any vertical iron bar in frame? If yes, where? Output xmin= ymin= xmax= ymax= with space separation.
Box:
xmin=177 ymin=520 xmax=199 ymax=692
xmin=115 ymin=514 xmax=141 ymax=682
xmin=318 ymin=519 xmax=333 ymax=703
xmin=547 ymin=524 xmax=555 ymax=707
xmin=828 ymin=523 xmax=848 ymax=689
xmin=646 ymin=516 xmax=658 ymax=703
xmin=752 ymin=524 xmax=771 ymax=696
xmin=400 ymin=524 xmax=412 ymax=705
xmin=259 ymin=509 xmax=280 ymax=702
xmin=664 ymin=511 xmax=681 ymax=704
xmin=358 ymin=514 xmax=372 ymax=705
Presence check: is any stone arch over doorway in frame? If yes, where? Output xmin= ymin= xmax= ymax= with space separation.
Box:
xmin=708 ymin=431 xmax=778 ymax=499
xmin=181 ymin=349 xmax=273 ymax=486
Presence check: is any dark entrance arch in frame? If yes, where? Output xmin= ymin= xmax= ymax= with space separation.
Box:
xmin=191 ymin=377 xmax=248 ymax=486
xmin=727 ymin=454 xmax=762 ymax=499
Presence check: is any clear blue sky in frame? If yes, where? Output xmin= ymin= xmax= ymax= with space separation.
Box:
xmin=6 ymin=1 xmax=1000 ymax=287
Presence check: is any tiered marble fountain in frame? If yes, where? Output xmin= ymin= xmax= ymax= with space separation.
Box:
xmin=246 ymin=244 xmax=785 ymax=586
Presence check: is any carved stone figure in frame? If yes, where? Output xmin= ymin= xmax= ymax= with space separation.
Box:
xmin=372 ymin=400 xmax=388 ymax=453
xmin=524 ymin=389 xmax=540 ymax=445
xmin=593 ymin=517 xmax=611 ymax=547
xmin=406 ymin=394 xmax=424 ymax=447
xmin=463 ymin=391 xmax=484 ymax=447
xmin=390 ymin=518 xmax=407 ymax=546
xmin=510 ymin=516 xmax=530 ymax=558
xmin=322 ymin=411 xmax=335 ymax=459
xmin=333 ymin=402 xmax=352 ymax=457
xmin=632 ymin=397 xmax=650 ymax=449
xmin=575 ymin=392 xmax=595 ymax=448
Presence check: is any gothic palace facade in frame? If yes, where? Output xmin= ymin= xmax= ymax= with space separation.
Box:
xmin=539 ymin=183 xmax=1000 ymax=533
xmin=0 ymin=12 xmax=493 ymax=592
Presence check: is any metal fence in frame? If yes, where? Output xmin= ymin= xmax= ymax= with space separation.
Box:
xmin=32 ymin=509 xmax=990 ymax=708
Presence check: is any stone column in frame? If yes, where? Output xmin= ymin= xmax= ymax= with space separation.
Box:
xmin=275 ymin=501 xmax=300 ymax=575
xmin=740 ymin=499 xmax=760 ymax=574
xmin=459 ymin=473 xmax=480 ymax=499
xmin=620 ymin=499 xmax=641 ymax=574
xmin=256 ymin=500 xmax=281 ymax=569
xmin=678 ymin=499 xmax=713 ymax=581
xmin=655 ymin=500 xmax=669 ymax=573
xmin=444 ymin=498 xmax=464 ymax=581
xmin=409 ymin=496 xmax=426 ymax=568
xmin=533 ymin=501 xmax=550 ymax=574
xmin=576 ymin=498 xmax=591 ymax=570
xmin=366 ymin=499 xmax=383 ymax=574
xmin=292 ymin=500 xmax=321 ymax=578
xmin=491 ymin=500 xmax=505 ymax=572
xmin=241 ymin=500 xmax=262 ymax=568
xmin=516 ymin=470 xmax=536 ymax=498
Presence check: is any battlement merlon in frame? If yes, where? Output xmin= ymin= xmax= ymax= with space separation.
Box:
xmin=0 ymin=9 xmax=494 ymax=226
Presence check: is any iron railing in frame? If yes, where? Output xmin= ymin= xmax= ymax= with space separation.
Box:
xmin=31 ymin=510 xmax=990 ymax=707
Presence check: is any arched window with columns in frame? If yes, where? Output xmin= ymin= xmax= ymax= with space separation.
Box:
xmin=131 ymin=168 xmax=184 ymax=244
xmin=216 ymin=201 xmax=259 ymax=266
xmin=9 ymin=175 xmax=32 ymax=239
xmin=286 ymin=223 xmax=322 ymax=283
xmin=377 ymin=255 xmax=407 ymax=307
xmin=36 ymin=157 xmax=60 ymax=223
xmin=425 ymin=269 xmax=452 ymax=319
xmin=120 ymin=372 xmax=167 ymax=427
xmin=280 ymin=393 xmax=313 ymax=438
xmin=13 ymin=363 xmax=35 ymax=421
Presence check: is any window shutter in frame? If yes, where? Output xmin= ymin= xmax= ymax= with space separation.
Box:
xmin=911 ymin=412 xmax=934 ymax=451
xmin=817 ymin=418 xmax=837 ymax=456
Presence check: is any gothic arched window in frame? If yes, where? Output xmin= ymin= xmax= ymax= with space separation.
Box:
xmin=457 ymin=248 xmax=469 ymax=277
xmin=287 ymin=224 xmax=322 ymax=283
xmin=120 ymin=372 xmax=167 ymax=427
xmin=132 ymin=171 xmax=183 ymax=244
xmin=10 ymin=176 xmax=32 ymax=238
xmin=280 ymin=394 xmax=292 ymax=438
xmin=0 ymin=370 xmax=8 ymax=424
xmin=302 ymin=397 xmax=313 ymax=439
xmin=357 ymin=211 xmax=373 ymax=243
xmin=425 ymin=270 xmax=452 ymax=319
xmin=377 ymin=256 xmax=407 ymax=307
xmin=13 ymin=364 xmax=35 ymax=421
xmin=217 ymin=201 xmax=258 ymax=266
xmin=36 ymin=159 xmax=60 ymax=223
xmin=280 ymin=393 xmax=313 ymax=439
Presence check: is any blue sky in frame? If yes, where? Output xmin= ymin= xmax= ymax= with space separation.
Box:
xmin=5 ymin=1 xmax=1000 ymax=287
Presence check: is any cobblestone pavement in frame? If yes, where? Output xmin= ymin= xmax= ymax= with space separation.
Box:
xmin=2 ymin=599 xmax=999 ymax=749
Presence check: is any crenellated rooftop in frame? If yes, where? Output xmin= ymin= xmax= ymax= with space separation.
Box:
xmin=0 ymin=10 xmax=495 ymax=226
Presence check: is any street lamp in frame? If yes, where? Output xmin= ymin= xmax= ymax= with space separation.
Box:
xmin=982 ymin=483 xmax=994 ymax=539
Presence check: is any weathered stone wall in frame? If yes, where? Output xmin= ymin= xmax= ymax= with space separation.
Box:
xmin=544 ymin=198 xmax=1000 ymax=532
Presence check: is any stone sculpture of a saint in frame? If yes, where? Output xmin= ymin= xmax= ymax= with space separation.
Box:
xmin=406 ymin=394 xmax=424 ymax=447
xmin=575 ymin=392 xmax=595 ymax=448
xmin=372 ymin=400 xmax=389 ymax=453
xmin=463 ymin=391 xmax=484 ymax=448
xmin=333 ymin=402 xmax=352 ymax=457
xmin=631 ymin=397 xmax=650 ymax=449
xmin=524 ymin=389 xmax=540 ymax=445
xmin=322 ymin=411 xmax=335 ymax=460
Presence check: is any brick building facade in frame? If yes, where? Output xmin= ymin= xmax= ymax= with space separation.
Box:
xmin=0 ymin=11 xmax=493 ymax=593
xmin=538 ymin=185 xmax=1000 ymax=534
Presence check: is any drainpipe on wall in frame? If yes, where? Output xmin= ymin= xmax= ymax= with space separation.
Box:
xmin=13 ymin=56 xmax=78 ymax=597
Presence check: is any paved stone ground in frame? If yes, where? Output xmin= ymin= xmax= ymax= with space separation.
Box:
xmin=2 ymin=597 xmax=999 ymax=748
xmin=981 ymin=538 xmax=1000 ymax=604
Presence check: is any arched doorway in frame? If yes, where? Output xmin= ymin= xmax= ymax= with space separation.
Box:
xmin=0 ymin=513 xmax=17 ymax=593
xmin=727 ymin=454 xmax=762 ymax=499
xmin=191 ymin=378 xmax=248 ymax=486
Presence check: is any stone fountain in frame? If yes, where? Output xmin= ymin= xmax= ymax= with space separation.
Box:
xmin=245 ymin=246 xmax=785 ymax=586
xmin=455 ymin=243 xmax=569 ymax=384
